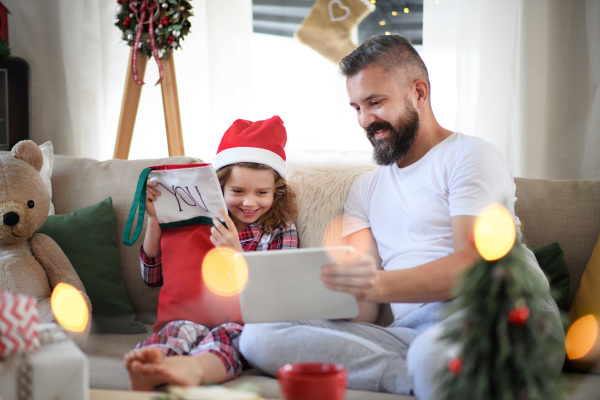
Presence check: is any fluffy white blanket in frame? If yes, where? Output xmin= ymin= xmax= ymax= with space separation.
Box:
xmin=286 ymin=150 xmax=376 ymax=248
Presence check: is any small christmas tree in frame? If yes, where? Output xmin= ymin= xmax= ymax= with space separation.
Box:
xmin=436 ymin=204 xmax=564 ymax=400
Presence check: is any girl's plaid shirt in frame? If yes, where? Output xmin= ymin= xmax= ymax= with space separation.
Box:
xmin=139 ymin=222 xmax=299 ymax=287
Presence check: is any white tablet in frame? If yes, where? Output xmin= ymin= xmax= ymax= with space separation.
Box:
xmin=234 ymin=246 xmax=359 ymax=323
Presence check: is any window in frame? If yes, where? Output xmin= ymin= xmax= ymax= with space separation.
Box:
xmin=357 ymin=1 xmax=423 ymax=45
xmin=252 ymin=0 xmax=314 ymax=38
xmin=252 ymin=0 xmax=424 ymax=45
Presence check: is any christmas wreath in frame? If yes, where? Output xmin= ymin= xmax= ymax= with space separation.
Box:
xmin=115 ymin=0 xmax=192 ymax=85
xmin=115 ymin=0 xmax=192 ymax=58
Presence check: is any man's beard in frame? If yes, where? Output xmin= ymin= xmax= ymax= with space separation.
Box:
xmin=365 ymin=103 xmax=420 ymax=166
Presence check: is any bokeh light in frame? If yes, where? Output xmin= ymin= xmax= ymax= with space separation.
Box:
xmin=322 ymin=215 xmax=344 ymax=248
xmin=566 ymin=315 xmax=599 ymax=360
xmin=474 ymin=203 xmax=516 ymax=261
xmin=50 ymin=283 xmax=89 ymax=332
xmin=202 ymin=247 xmax=249 ymax=297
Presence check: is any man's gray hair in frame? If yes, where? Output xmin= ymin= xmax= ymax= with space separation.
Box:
xmin=339 ymin=34 xmax=430 ymax=88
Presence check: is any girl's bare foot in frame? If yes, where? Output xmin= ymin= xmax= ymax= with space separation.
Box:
xmin=125 ymin=348 xmax=173 ymax=391
xmin=136 ymin=355 xmax=206 ymax=387
xmin=125 ymin=348 xmax=230 ymax=391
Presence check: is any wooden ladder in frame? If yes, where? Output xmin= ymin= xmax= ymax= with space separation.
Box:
xmin=113 ymin=48 xmax=185 ymax=159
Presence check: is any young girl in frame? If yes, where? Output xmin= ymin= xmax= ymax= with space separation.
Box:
xmin=125 ymin=116 xmax=299 ymax=391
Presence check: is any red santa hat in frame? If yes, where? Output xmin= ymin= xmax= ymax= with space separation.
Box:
xmin=214 ymin=115 xmax=287 ymax=178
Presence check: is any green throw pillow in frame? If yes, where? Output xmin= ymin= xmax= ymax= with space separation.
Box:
xmin=530 ymin=242 xmax=570 ymax=312
xmin=36 ymin=197 xmax=147 ymax=334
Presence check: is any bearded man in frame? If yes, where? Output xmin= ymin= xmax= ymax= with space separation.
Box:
xmin=239 ymin=35 xmax=564 ymax=399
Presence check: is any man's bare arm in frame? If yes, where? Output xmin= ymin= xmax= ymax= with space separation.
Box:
xmin=340 ymin=228 xmax=383 ymax=323
xmin=322 ymin=215 xmax=480 ymax=304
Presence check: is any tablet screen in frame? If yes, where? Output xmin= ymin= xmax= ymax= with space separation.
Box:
xmin=235 ymin=246 xmax=359 ymax=323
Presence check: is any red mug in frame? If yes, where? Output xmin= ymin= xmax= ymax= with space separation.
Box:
xmin=276 ymin=362 xmax=347 ymax=400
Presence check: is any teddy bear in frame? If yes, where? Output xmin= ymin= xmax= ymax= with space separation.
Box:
xmin=0 ymin=140 xmax=91 ymax=342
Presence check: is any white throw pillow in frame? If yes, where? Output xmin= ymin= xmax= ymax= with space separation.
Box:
xmin=38 ymin=141 xmax=55 ymax=215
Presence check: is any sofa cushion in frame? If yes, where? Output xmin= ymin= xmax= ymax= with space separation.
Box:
xmin=566 ymin=234 xmax=600 ymax=371
xmin=530 ymin=242 xmax=570 ymax=312
xmin=38 ymin=141 xmax=56 ymax=215
xmin=51 ymin=155 xmax=201 ymax=324
xmin=82 ymin=324 xmax=154 ymax=390
xmin=37 ymin=197 xmax=146 ymax=334
xmin=571 ymin=234 xmax=600 ymax=318
xmin=514 ymin=178 xmax=600 ymax=309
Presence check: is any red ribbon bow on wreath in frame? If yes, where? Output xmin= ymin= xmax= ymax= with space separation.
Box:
xmin=129 ymin=0 xmax=163 ymax=86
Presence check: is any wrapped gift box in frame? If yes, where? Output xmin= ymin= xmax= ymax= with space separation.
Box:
xmin=0 ymin=291 xmax=40 ymax=358
xmin=0 ymin=324 xmax=89 ymax=400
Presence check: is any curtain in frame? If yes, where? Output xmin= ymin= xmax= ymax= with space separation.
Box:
xmin=5 ymin=0 xmax=252 ymax=162
xmin=423 ymin=0 xmax=600 ymax=180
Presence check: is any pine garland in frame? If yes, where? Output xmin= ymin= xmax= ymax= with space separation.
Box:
xmin=115 ymin=0 xmax=192 ymax=59
xmin=436 ymin=245 xmax=566 ymax=400
xmin=0 ymin=40 xmax=11 ymax=60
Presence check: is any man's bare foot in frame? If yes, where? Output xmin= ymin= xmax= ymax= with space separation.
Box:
xmin=124 ymin=347 xmax=210 ymax=391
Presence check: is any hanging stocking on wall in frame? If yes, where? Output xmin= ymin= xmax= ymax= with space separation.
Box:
xmin=295 ymin=0 xmax=374 ymax=65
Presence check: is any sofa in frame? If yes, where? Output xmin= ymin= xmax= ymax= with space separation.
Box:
xmin=38 ymin=150 xmax=600 ymax=399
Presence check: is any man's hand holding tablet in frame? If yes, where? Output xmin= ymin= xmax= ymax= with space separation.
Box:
xmin=321 ymin=250 xmax=380 ymax=302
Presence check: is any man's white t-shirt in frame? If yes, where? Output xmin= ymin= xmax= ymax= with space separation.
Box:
xmin=342 ymin=132 xmax=549 ymax=321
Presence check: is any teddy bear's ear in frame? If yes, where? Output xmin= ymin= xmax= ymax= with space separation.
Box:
xmin=11 ymin=140 xmax=43 ymax=172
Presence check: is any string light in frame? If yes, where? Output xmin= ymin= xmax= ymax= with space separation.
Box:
xmin=51 ymin=283 xmax=89 ymax=333
xmin=202 ymin=247 xmax=249 ymax=297
xmin=566 ymin=315 xmax=599 ymax=360
xmin=368 ymin=1 xmax=423 ymax=44
xmin=474 ymin=204 xmax=516 ymax=261
xmin=385 ymin=31 xmax=391 ymax=35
